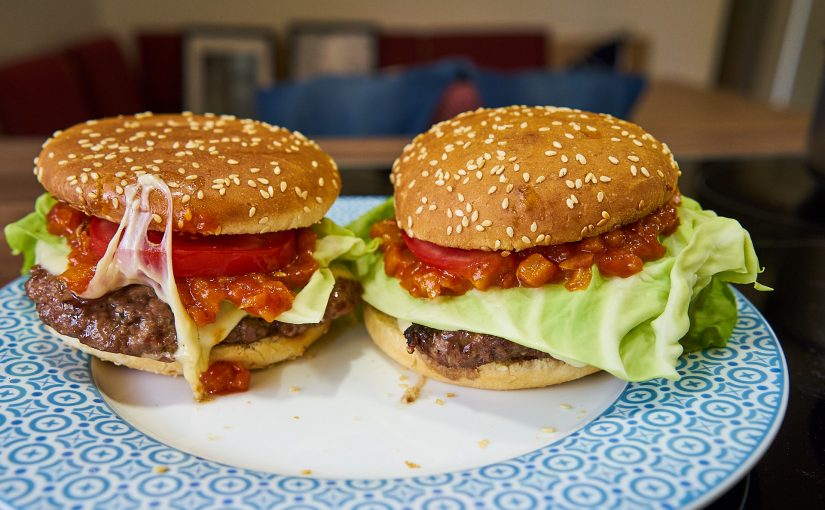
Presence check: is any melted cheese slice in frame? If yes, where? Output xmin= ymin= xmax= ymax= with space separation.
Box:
xmin=79 ymin=175 xmax=208 ymax=398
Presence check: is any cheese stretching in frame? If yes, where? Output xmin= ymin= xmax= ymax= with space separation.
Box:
xmin=79 ymin=175 xmax=205 ymax=396
xmin=7 ymin=113 xmax=364 ymax=399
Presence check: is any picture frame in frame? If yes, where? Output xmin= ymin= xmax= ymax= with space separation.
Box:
xmin=289 ymin=22 xmax=378 ymax=80
xmin=183 ymin=27 xmax=276 ymax=117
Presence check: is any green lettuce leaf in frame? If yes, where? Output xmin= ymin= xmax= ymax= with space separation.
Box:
xmin=680 ymin=276 xmax=736 ymax=352
xmin=278 ymin=219 xmax=379 ymax=323
xmin=352 ymin=196 xmax=764 ymax=381
xmin=4 ymin=193 xmax=67 ymax=274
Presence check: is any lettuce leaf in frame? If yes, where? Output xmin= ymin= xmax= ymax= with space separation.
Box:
xmin=351 ymin=196 xmax=764 ymax=381
xmin=277 ymin=219 xmax=379 ymax=324
xmin=4 ymin=193 xmax=67 ymax=274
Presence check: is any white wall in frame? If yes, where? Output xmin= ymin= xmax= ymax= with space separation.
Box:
xmin=92 ymin=0 xmax=730 ymax=87
xmin=0 ymin=0 xmax=100 ymax=63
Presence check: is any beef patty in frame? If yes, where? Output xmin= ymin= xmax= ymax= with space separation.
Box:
xmin=26 ymin=266 xmax=361 ymax=361
xmin=404 ymin=323 xmax=551 ymax=371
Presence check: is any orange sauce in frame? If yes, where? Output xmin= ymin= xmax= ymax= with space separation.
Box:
xmin=372 ymin=194 xmax=681 ymax=298
xmin=200 ymin=361 xmax=250 ymax=395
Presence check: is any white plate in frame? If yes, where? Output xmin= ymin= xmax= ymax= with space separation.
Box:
xmin=0 ymin=196 xmax=788 ymax=509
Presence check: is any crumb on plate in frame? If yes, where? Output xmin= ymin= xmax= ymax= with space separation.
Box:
xmin=401 ymin=376 xmax=427 ymax=404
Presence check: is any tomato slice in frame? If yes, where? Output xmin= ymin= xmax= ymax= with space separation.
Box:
xmin=401 ymin=232 xmax=501 ymax=272
xmin=87 ymin=217 xmax=298 ymax=278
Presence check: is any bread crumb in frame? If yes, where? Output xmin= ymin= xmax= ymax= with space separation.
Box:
xmin=446 ymin=392 xmax=457 ymax=398
xmin=289 ymin=386 xmax=301 ymax=393
xmin=153 ymin=466 xmax=168 ymax=473
xmin=293 ymin=416 xmax=300 ymax=420
xmin=399 ymin=375 xmax=408 ymax=381
xmin=541 ymin=427 xmax=557 ymax=433
xmin=300 ymin=469 xmax=312 ymax=476
xmin=478 ymin=439 xmax=490 ymax=449
xmin=405 ymin=460 xmax=421 ymax=469
xmin=435 ymin=398 xmax=445 ymax=406
xmin=401 ymin=376 xmax=427 ymax=404
xmin=559 ymin=403 xmax=572 ymax=410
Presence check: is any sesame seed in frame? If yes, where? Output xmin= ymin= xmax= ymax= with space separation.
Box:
xmin=488 ymin=186 xmax=497 ymax=195
xmin=521 ymin=235 xmax=531 ymax=244
xmin=535 ymin=175 xmax=546 ymax=184
xmin=599 ymin=176 xmax=612 ymax=183
xmin=628 ymin=155 xmax=640 ymax=162
xmin=530 ymin=222 xmax=538 ymax=232
xmin=544 ymin=150 xmax=557 ymax=156
xmin=566 ymin=180 xmax=575 ymax=189
xmin=641 ymin=167 xmax=650 ymax=177
xmin=566 ymin=198 xmax=574 ymax=209
xmin=597 ymin=191 xmax=605 ymax=202
xmin=631 ymin=165 xmax=638 ymax=176
xmin=559 ymin=168 xmax=568 ymax=177
xmin=152 ymin=214 xmax=162 ymax=224
xmin=227 ymin=159 xmax=238 ymax=165
xmin=608 ymin=156 xmax=619 ymax=164
xmin=633 ymin=139 xmax=643 ymax=146
xmin=576 ymin=153 xmax=587 ymax=164
xmin=564 ymin=133 xmax=574 ymax=139
xmin=501 ymin=197 xmax=509 ymax=209
xmin=249 ymin=207 xmax=256 ymax=217
xmin=475 ymin=225 xmax=485 ymax=232
xmin=522 ymin=172 xmax=530 ymax=183
xmin=561 ymin=155 xmax=569 ymax=163
xmin=552 ymin=141 xmax=562 ymax=149
xmin=280 ymin=181 xmax=287 ymax=192
xmin=602 ymin=211 xmax=610 ymax=220
xmin=506 ymin=226 xmax=514 ymax=237
xmin=471 ymin=210 xmax=479 ymax=222
xmin=481 ymin=220 xmax=492 ymax=227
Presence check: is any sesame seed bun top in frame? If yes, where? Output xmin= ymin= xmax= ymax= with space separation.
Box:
xmin=391 ymin=106 xmax=680 ymax=251
xmin=35 ymin=113 xmax=340 ymax=235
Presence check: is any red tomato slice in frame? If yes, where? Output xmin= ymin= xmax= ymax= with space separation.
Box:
xmin=88 ymin=217 xmax=297 ymax=278
xmin=402 ymin=232 xmax=502 ymax=272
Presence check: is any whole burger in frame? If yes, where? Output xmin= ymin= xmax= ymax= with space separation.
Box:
xmin=353 ymin=106 xmax=764 ymax=389
xmin=6 ymin=113 xmax=371 ymax=400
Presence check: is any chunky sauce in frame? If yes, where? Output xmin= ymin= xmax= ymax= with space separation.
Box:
xmin=200 ymin=361 xmax=251 ymax=395
xmin=46 ymin=203 xmax=318 ymax=325
xmin=371 ymin=194 xmax=680 ymax=298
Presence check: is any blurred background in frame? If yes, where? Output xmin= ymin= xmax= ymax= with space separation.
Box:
xmin=0 ymin=2 xmax=824 ymax=507
xmin=0 ymin=0 xmax=818 ymax=140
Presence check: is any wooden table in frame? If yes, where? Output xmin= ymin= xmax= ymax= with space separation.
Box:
xmin=0 ymin=80 xmax=810 ymax=284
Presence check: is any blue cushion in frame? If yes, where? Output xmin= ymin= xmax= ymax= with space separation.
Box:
xmin=471 ymin=69 xmax=646 ymax=118
xmin=257 ymin=60 xmax=468 ymax=137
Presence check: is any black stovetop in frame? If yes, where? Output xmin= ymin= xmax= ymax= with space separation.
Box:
xmin=340 ymin=156 xmax=825 ymax=509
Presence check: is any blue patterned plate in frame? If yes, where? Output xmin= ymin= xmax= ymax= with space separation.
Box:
xmin=0 ymin=197 xmax=787 ymax=509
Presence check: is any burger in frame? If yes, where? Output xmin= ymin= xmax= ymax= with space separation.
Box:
xmin=352 ymin=106 xmax=764 ymax=389
xmin=6 ymin=113 xmax=372 ymax=400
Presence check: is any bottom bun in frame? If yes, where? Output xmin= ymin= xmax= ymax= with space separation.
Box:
xmin=48 ymin=323 xmax=331 ymax=376
xmin=364 ymin=305 xmax=599 ymax=390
